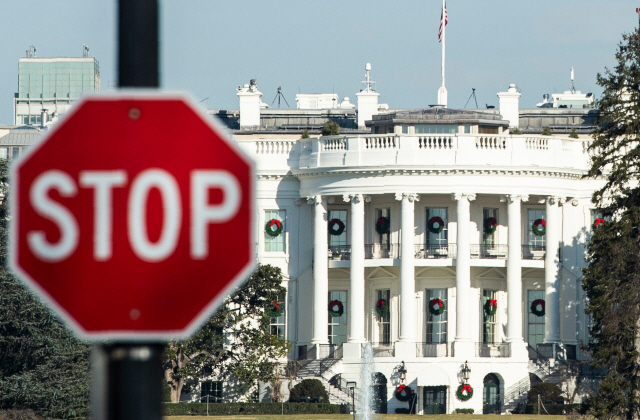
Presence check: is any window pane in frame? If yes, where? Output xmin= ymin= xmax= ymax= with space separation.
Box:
xmin=264 ymin=210 xmax=285 ymax=252
xmin=482 ymin=290 xmax=497 ymax=343
xmin=328 ymin=210 xmax=347 ymax=247
xmin=426 ymin=208 xmax=448 ymax=246
xmin=426 ymin=289 xmax=447 ymax=344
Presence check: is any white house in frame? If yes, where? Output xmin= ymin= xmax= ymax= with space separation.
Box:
xmin=207 ymin=67 xmax=601 ymax=414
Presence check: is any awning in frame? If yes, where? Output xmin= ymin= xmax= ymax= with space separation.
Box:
xmin=415 ymin=365 xmax=451 ymax=387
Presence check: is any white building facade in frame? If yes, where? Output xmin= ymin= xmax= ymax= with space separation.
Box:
xmin=226 ymin=76 xmax=601 ymax=414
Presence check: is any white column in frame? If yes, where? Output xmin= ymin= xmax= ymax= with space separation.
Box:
xmin=345 ymin=194 xmax=366 ymax=343
xmin=504 ymin=195 xmax=528 ymax=346
xmin=310 ymin=195 xmax=329 ymax=345
xmin=453 ymin=193 xmax=475 ymax=346
xmin=544 ymin=196 xmax=562 ymax=343
xmin=396 ymin=193 xmax=419 ymax=343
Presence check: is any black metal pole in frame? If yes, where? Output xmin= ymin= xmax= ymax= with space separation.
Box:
xmin=118 ymin=0 xmax=159 ymax=88
xmin=105 ymin=344 xmax=164 ymax=420
xmin=98 ymin=3 xmax=163 ymax=420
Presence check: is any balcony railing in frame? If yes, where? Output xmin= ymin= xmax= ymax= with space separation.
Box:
xmin=328 ymin=245 xmax=351 ymax=260
xmin=365 ymin=342 xmax=394 ymax=357
xmin=297 ymin=344 xmax=343 ymax=360
xmin=416 ymin=342 xmax=450 ymax=357
xmin=476 ymin=342 xmax=510 ymax=358
xmin=522 ymin=245 xmax=546 ymax=260
xmin=414 ymin=244 xmax=457 ymax=259
xmin=365 ymin=243 xmax=400 ymax=259
xmin=299 ymin=133 xmax=589 ymax=172
xmin=470 ymin=244 xmax=508 ymax=259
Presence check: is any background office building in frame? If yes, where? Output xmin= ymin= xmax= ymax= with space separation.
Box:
xmin=13 ymin=46 xmax=100 ymax=126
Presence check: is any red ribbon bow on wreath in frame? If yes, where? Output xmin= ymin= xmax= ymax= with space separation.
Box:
xmin=377 ymin=299 xmax=385 ymax=308
xmin=488 ymin=299 xmax=497 ymax=307
xmin=594 ymin=218 xmax=605 ymax=227
xmin=398 ymin=384 xmax=406 ymax=391
xmin=462 ymin=384 xmax=472 ymax=394
xmin=272 ymin=301 xmax=280 ymax=310
xmin=269 ymin=220 xmax=281 ymax=228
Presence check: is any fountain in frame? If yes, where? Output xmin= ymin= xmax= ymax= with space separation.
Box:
xmin=357 ymin=342 xmax=376 ymax=420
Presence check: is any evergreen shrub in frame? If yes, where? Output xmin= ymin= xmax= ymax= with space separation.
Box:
xmin=288 ymin=378 xmax=330 ymax=402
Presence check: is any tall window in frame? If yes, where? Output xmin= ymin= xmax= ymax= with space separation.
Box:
xmin=328 ymin=291 xmax=347 ymax=346
xmin=270 ymin=294 xmax=286 ymax=340
xmin=201 ymin=381 xmax=223 ymax=403
xmin=376 ymin=289 xmax=391 ymax=345
xmin=527 ymin=290 xmax=545 ymax=351
xmin=482 ymin=290 xmax=497 ymax=343
xmin=376 ymin=208 xmax=390 ymax=250
xmin=426 ymin=208 xmax=448 ymax=247
xmin=328 ymin=210 xmax=348 ymax=247
xmin=426 ymin=289 xmax=447 ymax=344
xmin=527 ymin=209 xmax=546 ymax=248
xmin=482 ymin=208 xmax=498 ymax=246
xmin=264 ymin=210 xmax=286 ymax=252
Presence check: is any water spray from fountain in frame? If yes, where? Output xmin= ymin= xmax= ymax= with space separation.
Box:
xmin=358 ymin=342 xmax=375 ymax=420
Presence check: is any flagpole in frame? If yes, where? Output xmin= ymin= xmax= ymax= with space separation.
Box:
xmin=437 ymin=0 xmax=448 ymax=107
xmin=441 ymin=0 xmax=445 ymax=90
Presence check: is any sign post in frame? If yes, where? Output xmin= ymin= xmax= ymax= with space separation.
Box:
xmin=107 ymin=2 xmax=161 ymax=419
xmin=10 ymin=2 xmax=255 ymax=419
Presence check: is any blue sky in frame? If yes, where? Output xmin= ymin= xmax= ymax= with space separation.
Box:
xmin=1 ymin=0 xmax=637 ymax=124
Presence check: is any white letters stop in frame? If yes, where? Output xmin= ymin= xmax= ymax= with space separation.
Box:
xmin=27 ymin=169 xmax=241 ymax=262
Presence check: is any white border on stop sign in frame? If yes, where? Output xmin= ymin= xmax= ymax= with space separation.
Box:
xmin=8 ymin=90 xmax=257 ymax=343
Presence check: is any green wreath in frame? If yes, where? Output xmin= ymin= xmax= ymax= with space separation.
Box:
xmin=428 ymin=216 xmax=445 ymax=234
xmin=394 ymin=384 xmax=412 ymax=402
xmin=375 ymin=217 xmax=390 ymax=234
xmin=328 ymin=219 xmax=345 ymax=236
xmin=531 ymin=299 xmax=545 ymax=317
xmin=484 ymin=217 xmax=497 ymax=235
xmin=265 ymin=219 xmax=283 ymax=237
xmin=428 ymin=298 xmax=445 ymax=316
xmin=532 ymin=219 xmax=546 ymax=236
xmin=484 ymin=299 xmax=497 ymax=316
xmin=456 ymin=384 xmax=473 ymax=401
xmin=375 ymin=299 xmax=389 ymax=318
xmin=328 ymin=300 xmax=344 ymax=317
xmin=266 ymin=301 xmax=284 ymax=318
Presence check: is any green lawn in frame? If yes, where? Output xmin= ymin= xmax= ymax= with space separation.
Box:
xmin=166 ymin=415 xmax=567 ymax=420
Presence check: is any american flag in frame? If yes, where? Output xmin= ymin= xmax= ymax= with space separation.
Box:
xmin=438 ymin=3 xmax=448 ymax=42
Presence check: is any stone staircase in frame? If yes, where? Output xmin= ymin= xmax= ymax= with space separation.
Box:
xmin=293 ymin=346 xmax=358 ymax=407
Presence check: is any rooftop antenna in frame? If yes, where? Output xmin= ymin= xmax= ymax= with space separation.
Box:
xmin=464 ymin=88 xmax=478 ymax=108
xmin=362 ymin=62 xmax=375 ymax=92
xmin=570 ymin=67 xmax=575 ymax=93
xmin=27 ymin=45 xmax=36 ymax=58
xmin=271 ymin=86 xmax=290 ymax=108
xmin=83 ymin=44 xmax=90 ymax=57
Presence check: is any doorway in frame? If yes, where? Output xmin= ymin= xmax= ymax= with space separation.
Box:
xmin=371 ymin=372 xmax=387 ymax=414
xmin=423 ymin=386 xmax=447 ymax=414
xmin=483 ymin=374 xmax=501 ymax=414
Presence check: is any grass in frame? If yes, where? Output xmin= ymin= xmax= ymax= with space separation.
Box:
xmin=166 ymin=415 xmax=567 ymax=420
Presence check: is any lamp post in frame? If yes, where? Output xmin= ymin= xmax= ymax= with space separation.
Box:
xmin=346 ymin=381 xmax=357 ymax=420
xmin=461 ymin=360 xmax=471 ymax=383
xmin=398 ymin=360 xmax=407 ymax=383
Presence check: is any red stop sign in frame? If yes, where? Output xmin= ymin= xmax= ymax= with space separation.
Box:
xmin=10 ymin=94 xmax=255 ymax=341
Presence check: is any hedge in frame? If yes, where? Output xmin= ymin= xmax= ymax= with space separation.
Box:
xmin=525 ymin=403 xmax=581 ymax=415
xmin=163 ymin=402 xmax=342 ymax=416
xmin=395 ymin=408 xmax=410 ymax=414
xmin=455 ymin=408 xmax=475 ymax=414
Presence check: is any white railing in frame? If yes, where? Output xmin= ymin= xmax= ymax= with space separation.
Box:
xmin=296 ymin=133 xmax=589 ymax=171
xmin=254 ymin=140 xmax=296 ymax=155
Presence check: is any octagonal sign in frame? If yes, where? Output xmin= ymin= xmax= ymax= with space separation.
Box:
xmin=10 ymin=93 xmax=255 ymax=341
